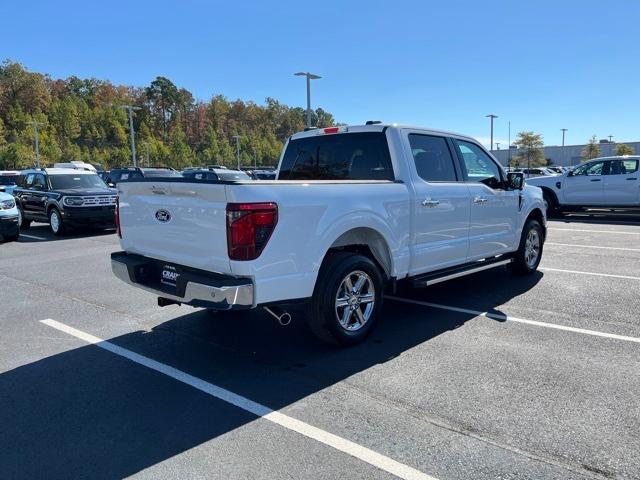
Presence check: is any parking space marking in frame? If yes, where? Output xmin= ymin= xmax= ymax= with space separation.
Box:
xmin=548 ymin=228 xmax=640 ymax=235
xmin=386 ymin=297 xmax=640 ymax=344
xmin=19 ymin=233 xmax=47 ymax=240
xmin=540 ymin=267 xmax=640 ymax=281
xmin=40 ymin=319 xmax=435 ymax=480
xmin=546 ymin=242 xmax=640 ymax=252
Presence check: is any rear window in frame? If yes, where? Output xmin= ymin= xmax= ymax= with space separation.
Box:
xmin=141 ymin=169 xmax=181 ymax=178
xmin=279 ymin=132 xmax=394 ymax=181
xmin=217 ymin=170 xmax=252 ymax=181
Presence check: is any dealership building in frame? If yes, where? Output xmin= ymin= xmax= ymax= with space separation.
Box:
xmin=490 ymin=140 xmax=640 ymax=167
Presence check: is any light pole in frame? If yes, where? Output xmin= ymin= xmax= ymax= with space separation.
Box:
xmin=561 ymin=128 xmax=568 ymax=166
xmin=486 ymin=114 xmax=498 ymax=151
xmin=496 ymin=142 xmax=501 ymax=150
xmin=294 ymin=72 xmax=321 ymax=128
xmin=121 ymin=105 xmax=141 ymax=167
xmin=143 ymin=142 xmax=150 ymax=167
xmin=27 ymin=121 xmax=43 ymax=168
xmin=508 ymin=120 xmax=511 ymax=169
xmin=232 ymin=135 xmax=241 ymax=170
xmin=608 ymin=135 xmax=613 ymax=143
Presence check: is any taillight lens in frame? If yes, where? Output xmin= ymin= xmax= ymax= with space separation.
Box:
xmin=115 ymin=196 xmax=121 ymax=238
xmin=226 ymin=202 xmax=278 ymax=261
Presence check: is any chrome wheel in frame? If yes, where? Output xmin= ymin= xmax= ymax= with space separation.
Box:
xmin=335 ymin=270 xmax=375 ymax=332
xmin=524 ymin=228 xmax=540 ymax=268
xmin=50 ymin=210 xmax=60 ymax=233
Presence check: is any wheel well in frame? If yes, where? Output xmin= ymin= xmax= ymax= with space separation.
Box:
xmin=46 ymin=203 xmax=58 ymax=215
xmin=540 ymin=187 xmax=558 ymax=206
xmin=526 ymin=208 xmax=546 ymax=239
xmin=326 ymin=227 xmax=392 ymax=280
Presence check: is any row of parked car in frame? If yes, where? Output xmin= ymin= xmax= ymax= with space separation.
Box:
xmin=0 ymin=163 xmax=273 ymax=242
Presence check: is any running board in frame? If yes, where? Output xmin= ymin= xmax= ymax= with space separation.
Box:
xmin=410 ymin=256 xmax=514 ymax=288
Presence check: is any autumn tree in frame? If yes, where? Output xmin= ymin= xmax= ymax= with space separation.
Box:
xmin=581 ymin=135 xmax=601 ymax=160
xmin=511 ymin=131 xmax=545 ymax=168
xmin=615 ymin=143 xmax=635 ymax=156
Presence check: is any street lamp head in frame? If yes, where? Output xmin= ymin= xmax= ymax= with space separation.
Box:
xmin=294 ymin=72 xmax=321 ymax=80
xmin=485 ymin=114 xmax=498 ymax=118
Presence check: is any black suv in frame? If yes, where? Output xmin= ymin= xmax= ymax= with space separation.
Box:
xmin=13 ymin=168 xmax=117 ymax=235
xmin=105 ymin=167 xmax=181 ymax=185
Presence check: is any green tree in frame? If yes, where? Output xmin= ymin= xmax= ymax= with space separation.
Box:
xmin=581 ymin=135 xmax=601 ymax=160
xmin=511 ymin=131 xmax=545 ymax=168
xmin=615 ymin=143 xmax=635 ymax=156
xmin=145 ymin=76 xmax=179 ymax=137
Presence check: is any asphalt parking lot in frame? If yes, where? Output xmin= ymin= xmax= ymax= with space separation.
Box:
xmin=1 ymin=213 xmax=639 ymax=480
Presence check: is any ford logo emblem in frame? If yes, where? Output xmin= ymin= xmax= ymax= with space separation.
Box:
xmin=155 ymin=209 xmax=171 ymax=223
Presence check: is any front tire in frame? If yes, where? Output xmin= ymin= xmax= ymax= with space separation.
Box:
xmin=17 ymin=207 xmax=31 ymax=230
xmin=511 ymin=219 xmax=544 ymax=275
xmin=307 ymin=251 xmax=384 ymax=346
xmin=49 ymin=208 xmax=66 ymax=236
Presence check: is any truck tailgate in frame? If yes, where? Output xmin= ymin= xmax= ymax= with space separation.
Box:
xmin=118 ymin=181 xmax=231 ymax=273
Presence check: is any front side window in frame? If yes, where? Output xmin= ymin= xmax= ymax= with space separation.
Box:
xmin=279 ymin=132 xmax=394 ymax=181
xmin=48 ymin=174 xmax=107 ymax=190
xmin=25 ymin=174 xmax=35 ymax=187
xmin=573 ymin=161 xmax=605 ymax=176
xmin=608 ymin=159 xmax=639 ymax=175
xmin=408 ymin=134 xmax=457 ymax=182
xmin=453 ymin=139 xmax=503 ymax=188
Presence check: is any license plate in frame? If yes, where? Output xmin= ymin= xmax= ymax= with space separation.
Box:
xmin=161 ymin=264 xmax=181 ymax=288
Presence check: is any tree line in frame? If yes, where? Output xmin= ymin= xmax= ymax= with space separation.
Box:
xmin=508 ymin=132 xmax=635 ymax=168
xmin=0 ymin=60 xmax=336 ymax=170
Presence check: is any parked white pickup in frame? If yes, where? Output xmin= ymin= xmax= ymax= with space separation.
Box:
xmin=527 ymin=156 xmax=640 ymax=214
xmin=112 ymin=123 xmax=546 ymax=345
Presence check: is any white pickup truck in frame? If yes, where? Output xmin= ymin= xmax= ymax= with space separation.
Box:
xmin=526 ymin=156 xmax=640 ymax=215
xmin=112 ymin=123 xmax=546 ymax=345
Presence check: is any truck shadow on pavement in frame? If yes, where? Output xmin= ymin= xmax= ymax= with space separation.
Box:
xmin=552 ymin=210 xmax=640 ymax=226
xmin=0 ymin=268 xmax=542 ymax=479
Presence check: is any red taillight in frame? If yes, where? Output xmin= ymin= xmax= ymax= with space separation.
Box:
xmin=226 ymin=203 xmax=278 ymax=261
xmin=115 ymin=196 xmax=121 ymax=238
xmin=323 ymin=127 xmax=340 ymax=134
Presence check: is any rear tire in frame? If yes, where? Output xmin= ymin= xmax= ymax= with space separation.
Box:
xmin=49 ymin=208 xmax=66 ymax=236
xmin=307 ymin=251 xmax=384 ymax=346
xmin=511 ymin=219 xmax=544 ymax=275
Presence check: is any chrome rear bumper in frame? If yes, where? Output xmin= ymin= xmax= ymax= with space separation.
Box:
xmin=111 ymin=251 xmax=254 ymax=310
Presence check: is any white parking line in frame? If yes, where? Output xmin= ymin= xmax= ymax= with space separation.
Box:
xmin=386 ymin=297 xmax=640 ymax=344
xmin=540 ymin=266 xmax=640 ymax=281
xmin=19 ymin=233 xmax=47 ymax=240
xmin=548 ymin=228 xmax=640 ymax=235
xmin=40 ymin=319 xmax=435 ymax=480
xmin=546 ymin=242 xmax=640 ymax=252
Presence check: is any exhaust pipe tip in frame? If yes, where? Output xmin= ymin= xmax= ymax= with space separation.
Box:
xmin=278 ymin=312 xmax=292 ymax=326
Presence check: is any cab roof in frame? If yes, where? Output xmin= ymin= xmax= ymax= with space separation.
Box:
xmin=21 ymin=168 xmax=96 ymax=175
xmin=289 ymin=123 xmax=479 ymax=144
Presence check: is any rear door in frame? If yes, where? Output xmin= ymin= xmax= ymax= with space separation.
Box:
xmin=452 ymin=139 xmax=519 ymax=260
xmin=563 ymin=160 xmax=606 ymax=205
xmin=404 ymin=131 xmax=470 ymax=273
xmin=118 ymin=181 xmax=232 ymax=273
xmin=603 ymin=159 xmax=640 ymax=206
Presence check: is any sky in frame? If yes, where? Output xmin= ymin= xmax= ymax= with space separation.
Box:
xmin=1 ymin=0 xmax=639 ymax=149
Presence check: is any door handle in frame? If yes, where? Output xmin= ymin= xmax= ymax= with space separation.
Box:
xmin=590 ymin=178 xmax=601 ymax=182
xmin=473 ymin=196 xmax=488 ymax=204
xmin=627 ymin=177 xmax=638 ymax=180
xmin=421 ymin=199 xmax=440 ymax=207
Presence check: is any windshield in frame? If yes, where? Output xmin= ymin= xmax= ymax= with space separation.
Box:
xmin=0 ymin=175 xmax=18 ymax=185
xmin=48 ymin=174 xmax=108 ymax=190
xmin=141 ymin=169 xmax=181 ymax=178
xmin=217 ymin=170 xmax=252 ymax=181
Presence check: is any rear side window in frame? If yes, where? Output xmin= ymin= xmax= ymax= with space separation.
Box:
xmin=279 ymin=132 xmax=394 ymax=181
xmin=409 ymin=134 xmax=458 ymax=182
xmin=608 ymin=159 xmax=639 ymax=175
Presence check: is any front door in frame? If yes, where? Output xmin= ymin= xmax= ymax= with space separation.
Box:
xmin=603 ymin=158 xmax=640 ymax=206
xmin=452 ymin=139 xmax=519 ymax=260
xmin=563 ymin=160 xmax=606 ymax=205
xmin=405 ymin=132 xmax=470 ymax=275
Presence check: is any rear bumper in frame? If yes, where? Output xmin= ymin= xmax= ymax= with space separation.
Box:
xmin=110 ymin=251 xmax=254 ymax=310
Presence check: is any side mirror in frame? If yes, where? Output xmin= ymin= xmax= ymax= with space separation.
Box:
xmin=108 ymin=183 xmax=116 ymax=188
xmin=506 ymin=172 xmax=524 ymax=190
xmin=567 ymin=170 xmax=574 ymax=177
